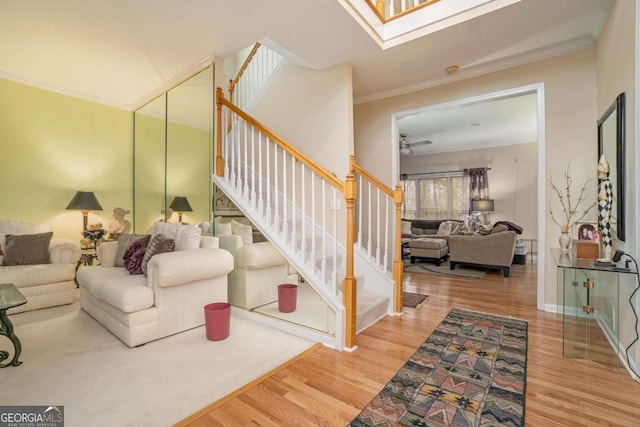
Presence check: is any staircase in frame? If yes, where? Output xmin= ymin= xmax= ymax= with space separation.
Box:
xmin=216 ymin=44 xmax=403 ymax=350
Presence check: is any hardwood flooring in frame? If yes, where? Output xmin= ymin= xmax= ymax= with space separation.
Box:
xmin=178 ymin=261 xmax=640 ymax=426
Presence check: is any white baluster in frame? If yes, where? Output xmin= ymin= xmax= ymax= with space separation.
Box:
xmin=376 ymin=188 xmax=381 ymax=266
xmin=389 ymin=0 xmax=395 ymax=17
xmin=384 ymin=196 xmax=389 ymax=272
xmin=367 ymin=181 xmax=372 ymax=258
xmin=321 ymin=180 xmax=327 ymax=285
xmin=273 ymin=144 xmax=279 ymax=232
xmin=250 ymin=127 xmax=256 ymax=209
xmin=301 ymin=163 xmax=306 ymax=262
xmin=258 ymin=133 xmax=264 ymax=216
xmin=243 ymin=122 xmax=249 ymax=200
xmin=332 ymin=186 xmax=337 ymax=295
xmin=223 ymin=108 xmax=229 ymax=180
xmin=229 ymin=114 xmax=236 ymax=187
xmin=357 ymin=174 xmax=363 ymax=248
xmin=282 ymin=149 xmax=288 ymax=244
xmin=265 ymin=137 xmax=271 ymax=225
xmin=402 ymin=0 xmax=408 ymax=14
xmin=311 ymin=174 xmax=316 ymax=271
xmin=291 ymin=155 xmax=297 ymax=252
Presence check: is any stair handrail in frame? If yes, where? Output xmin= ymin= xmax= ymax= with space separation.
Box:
xmin=228 ymin=42 xmax=261 ymax=101
xmin=367 ymin=0 xmax=440 ymax=22
xmin=350 ymin=156 xmax=404 ymax=312
xmin=216 ymin=88 xmax=343 ymax=190
xmin=216 ymin=87 xmax=358 ymax=348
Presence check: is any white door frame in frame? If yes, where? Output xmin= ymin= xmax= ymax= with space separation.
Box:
xmin=391 ymin=83 xmax=546 ymax=310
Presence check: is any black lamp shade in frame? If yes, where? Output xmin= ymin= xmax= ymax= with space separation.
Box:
xmin=471 ymin=199 xmax=494 ymax=212
xmin=66 ymin=191 xmax=103 ymax=211
xmin=169 ymin=197 xmax=192 ymax=213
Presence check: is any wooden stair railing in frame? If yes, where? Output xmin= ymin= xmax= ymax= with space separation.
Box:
xmin=227 ymin=42 xmax=285 ymax=114
xmin=368 ymin=0 xmax=440 ymax=22
xmin=216 ymin=88 xmax=358 ymax=349
xmin=350 ymin=156 xmax=404 ymax=312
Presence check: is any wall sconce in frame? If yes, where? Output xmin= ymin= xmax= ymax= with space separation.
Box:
xmin=66 ymin=191 xmax=103 ymax=231
xmin=169 ymin=197 xmax=192 ymax=223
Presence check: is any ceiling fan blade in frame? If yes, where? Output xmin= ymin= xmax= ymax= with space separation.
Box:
xmin=409 ymin=139 xmax=432 ymax=146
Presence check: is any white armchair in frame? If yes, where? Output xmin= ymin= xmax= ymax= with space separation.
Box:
xmin=0 ymin=218 xmax=81 ymax=314
xmin=218 ymin=234 xmax=291 ymax=310
xmin=76 ymin=235 xmax=234 ymax=347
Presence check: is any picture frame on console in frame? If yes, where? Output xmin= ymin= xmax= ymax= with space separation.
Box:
xmin=575 ymin=221 xmax=598 ymax=242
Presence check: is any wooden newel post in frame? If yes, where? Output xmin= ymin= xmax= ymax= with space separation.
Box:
xmin=343 ymin=172 xmax=357 ymax=348
xmin=376 ymin=0 xmax=384 ymax=15
xmin=215 ymin=88 xmax=225 ymax=177
xmin=393 ymin=184 xmax=404 ymax=313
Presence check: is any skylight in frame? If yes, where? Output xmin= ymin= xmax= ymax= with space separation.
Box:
xmin=338 ymin=0 xmax=522 ymax=49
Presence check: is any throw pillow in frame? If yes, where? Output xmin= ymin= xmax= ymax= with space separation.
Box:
xmin=0 ymin=218 xmax=49 ymax=251
xmin=437 ymin=221 xmax=454 ymax=235
xmin=401 ymin=220 xmax=412 ymax=236
xmin=490 ymin=224 xmax=509 ymax=234
xmin=115 ymin=234 xmax=150 ymax=267
xmin=2 ymin=232 xmax=53 ymax=266
xmin=215 ymin=222 xmax=232 ymax=236
xmin=152 ymin=221 xmax=201 ymax=251
xmin=230 ymin=220 xmax=253 ymax=246
xmin=475 ymin=225 xmax=493 ymax=236
xmin=122 ymin=240 xmax=147 ymax=275
xmin=141 ymin=234 xmax=176 ymax=274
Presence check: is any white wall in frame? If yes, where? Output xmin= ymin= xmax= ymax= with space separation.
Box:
xmin=596 ymin=0 xmax=638 ymax=379
xmin=400 ymin=142 xmax=538 ymax=239
xmin=354 ymin=48 xmax=598 ymax=308
xmin=251 ymin=61 xmax=354 ymax=180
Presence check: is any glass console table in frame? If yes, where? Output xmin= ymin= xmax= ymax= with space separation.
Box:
xmin=551 ymin=248 xmax=638 ymax=370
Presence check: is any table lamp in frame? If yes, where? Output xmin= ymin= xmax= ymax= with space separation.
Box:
xmin=169 ymin=196 xmax=192 ymax=223
xmin=66 ymin=191 xmax=103 ymax=231
xmin=471 ymin=199 xmax=494 ymax=226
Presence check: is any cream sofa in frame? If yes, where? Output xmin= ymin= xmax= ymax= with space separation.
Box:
xmin=76 ymin=234 xmax=234 ymax=347
xmin=0 ymin=218 xmax=81 ymax=314
xmin=448 ymin=230 xmax=518 ymax=277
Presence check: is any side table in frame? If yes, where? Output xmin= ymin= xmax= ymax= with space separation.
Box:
xmin=0 ymin=283 xmax=27 ymax=368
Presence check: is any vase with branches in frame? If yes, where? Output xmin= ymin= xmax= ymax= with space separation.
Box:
xmin=548 ymin=163 xmax=597 ymax=250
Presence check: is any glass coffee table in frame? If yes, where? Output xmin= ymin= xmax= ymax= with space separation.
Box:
xmin=0 ymin=283 xmax=27 ymax=368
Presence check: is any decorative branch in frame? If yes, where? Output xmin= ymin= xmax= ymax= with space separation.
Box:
xmin=548 ymin=163 xmax=597 ymax=232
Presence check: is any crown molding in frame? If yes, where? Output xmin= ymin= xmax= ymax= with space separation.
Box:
xmin=354 ymin=35 xmax=595 ymax=105
xmin=0 ymin=70 xmax=130 ymax=110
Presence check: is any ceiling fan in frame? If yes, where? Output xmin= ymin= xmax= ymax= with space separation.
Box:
xmin=399 ymin=133 xmax=432 ymax=156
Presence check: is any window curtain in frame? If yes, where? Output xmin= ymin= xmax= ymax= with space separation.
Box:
xmin=463 ymin=167 xmax=490 ymax=213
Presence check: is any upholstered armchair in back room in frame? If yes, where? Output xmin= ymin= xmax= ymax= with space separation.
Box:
xmin=0 ymin=218 xmax=81 ymax=314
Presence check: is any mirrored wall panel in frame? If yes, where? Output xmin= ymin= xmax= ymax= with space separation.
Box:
xmin=133 ymin=65 xmax=214 ymax=232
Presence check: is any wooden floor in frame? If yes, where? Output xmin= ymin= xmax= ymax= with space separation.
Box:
xmin=179 ymin=261 xmax=640 ymax=426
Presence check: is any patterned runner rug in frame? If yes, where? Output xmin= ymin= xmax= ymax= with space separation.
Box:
xmin=350 ymin=308 xmax=528 ymax=427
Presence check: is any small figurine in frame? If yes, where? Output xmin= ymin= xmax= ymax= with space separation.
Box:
xmin=108 ymin=207 xmax=132 ymax=240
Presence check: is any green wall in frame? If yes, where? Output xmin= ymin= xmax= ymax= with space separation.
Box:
xmin=0 ymin=78 xmax=132 ymax=242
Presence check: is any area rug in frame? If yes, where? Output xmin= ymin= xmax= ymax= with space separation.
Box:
xmin=350 ymin=307 xmax=528 ymax=427
xmin=405 ymin=263 xmax=486 ymax=279
xmin=403 ymin=292 xmax=429 ymax=309
xmin=1 ymin=303 xmax=316 ymax=427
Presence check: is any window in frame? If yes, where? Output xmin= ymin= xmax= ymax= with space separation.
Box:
xmin=401 ymin=172 xmax=466 ymax=220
